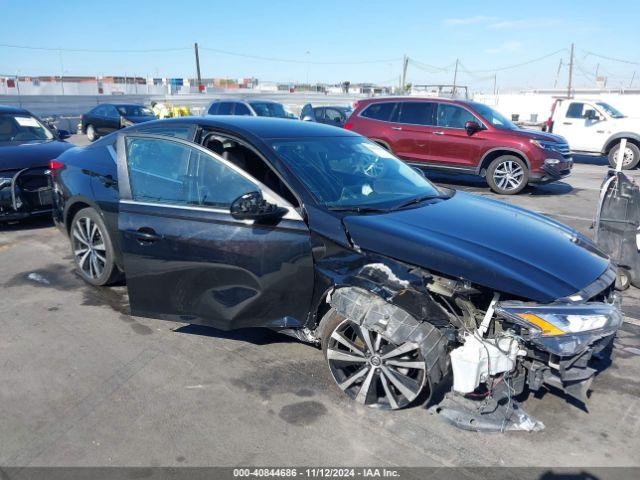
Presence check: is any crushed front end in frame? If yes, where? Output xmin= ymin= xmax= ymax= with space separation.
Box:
xmin=0 ymin=167 xmax=54 ymax=222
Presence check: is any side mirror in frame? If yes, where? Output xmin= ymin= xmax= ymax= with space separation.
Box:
xmin=584 ymin=109 xmax=599 ymax=121
xmin=230 ymin=191 xmax=285 ymax=222
xmin=465 ymin=121 xmax=482 ymax=136
xmin=57 ymin=129 xmax=71 ymax=140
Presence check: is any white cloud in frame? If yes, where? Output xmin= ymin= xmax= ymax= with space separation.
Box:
xmin=484 ymin=41 xmax=523 ymax=54
xmin=488 ymin=19 xmax=561 ymax=29
xmin=444 ymin=16 xmax=498 ymax=26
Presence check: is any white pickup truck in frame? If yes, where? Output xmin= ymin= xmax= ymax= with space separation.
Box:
xmin=546 ymin=98 xmax=640 ymax=169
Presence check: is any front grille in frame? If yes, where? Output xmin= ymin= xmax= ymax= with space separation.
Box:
xmin=546 ymin=142 xmax=571 ymax=156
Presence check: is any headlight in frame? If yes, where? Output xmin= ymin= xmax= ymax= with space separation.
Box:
xmin=496 ymin=302 xmax=623 ymax=356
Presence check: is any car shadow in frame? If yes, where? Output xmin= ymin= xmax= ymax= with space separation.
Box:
xmin=424 ymin=172 xmax=574 ymax=196
xmin=173 ymin=323 xmax=303 ymax=346
xmin=0 ymin=215 xmax=54 ymax=232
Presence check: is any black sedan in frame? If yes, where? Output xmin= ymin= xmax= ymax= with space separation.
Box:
xmin=301 ymin=103 xmax=352 ymax=127
xmin=81 ymin=103 xmax=156 ymax=141
xmin=0 ymin=105 xmax=73 ymax=223
xmin=51 ymin=116 xmax=622 ymax=428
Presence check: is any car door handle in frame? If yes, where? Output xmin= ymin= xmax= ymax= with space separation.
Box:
xmin=433 ymin=131 xmax=445 ymax=135
xmin=126 ymin=228 xmax=163 ymax=244
xmin=391 ymin=126 xmax=402 ymax=131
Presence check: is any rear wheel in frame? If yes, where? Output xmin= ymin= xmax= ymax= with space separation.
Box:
xmin=608 ymin=142 xmax=640 ymax=170
xmin=86 ymin=124 xmax=98 ymax=142
xmin=321 ymin=309 xmax=428 ymax=410
xmin=70 ymin=207 xmax=119 ymax=286
xmin=486 ymin=155 xmax=528 ymax=195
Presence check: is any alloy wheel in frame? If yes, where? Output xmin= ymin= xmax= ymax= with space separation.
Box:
xmin=493 ymin=160 xmax=524 ymax=191
xmin=620 ymin=146 xmax=635 ymax=167
xmin=72 ymin=216 xmax=107 ymax=280
xmin=326 ymin=318 xmax=427 ymax=409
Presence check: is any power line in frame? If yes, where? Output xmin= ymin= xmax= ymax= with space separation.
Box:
xmin=0 ymin=43 xmax=191 ymax=53
xmin=581 ymin=49 xmax=640 ymax=66
xmin=462 ymin=49 xmax=567 ymax=73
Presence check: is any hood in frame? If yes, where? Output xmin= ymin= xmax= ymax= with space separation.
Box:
xmin=342 ymin=192 xmax=609 ymax=303
xmin=610 ymin=117 xmax=640 ymax=131
xmin=123 ymin=115 xmax=156 ymax=124
xmin=510 ymin=128 xmax=567 ymax=143
xmin=0 ymin=140 xmax=74 ymax=172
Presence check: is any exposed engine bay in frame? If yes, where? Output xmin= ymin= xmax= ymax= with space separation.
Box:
xmin=316 ymin=259 xmax=622 ymax=432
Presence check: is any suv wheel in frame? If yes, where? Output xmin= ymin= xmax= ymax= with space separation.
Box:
xmin=486 ymin=155 xmax=528 ymax=195
xmin=70 ymin=207 xmax=120 ymax=286
xmin=608 ymin=142 xmax=640 ymax=170
xmin=86 ymin=124 xmax=98 ymax=142
xmin=321 ymin=309 xmax=428 ymax=410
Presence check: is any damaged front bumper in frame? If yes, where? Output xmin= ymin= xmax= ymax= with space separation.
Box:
xmin=0 ymin=168 xmax=53 ymax=221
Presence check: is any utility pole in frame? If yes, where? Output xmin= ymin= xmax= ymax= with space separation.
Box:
xmin=194 ymin=42 xmax=202 ymax=92
xmin=401 ymin=54 xmax=408 ymax=93
xmin=567 ymin=43 xmax=574 ymax=98
xmin=452 ymin=58 xmax=459 ymax=96
xmin=630 ymin=71 xmax=636 ymax=88
xmin=493 ymin=74 xmax=497 ymax=96
xmin=553 ymin=58 xmax=563 ymax=88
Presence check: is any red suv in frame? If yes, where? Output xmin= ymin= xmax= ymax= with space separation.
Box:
xmin=345 ymin=97 xmax=573 ymax=194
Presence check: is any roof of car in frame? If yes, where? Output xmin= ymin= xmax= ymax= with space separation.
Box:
xmin=137 ymin=116 xmax=358 ymax=139
xmin=358 ymin=96 xmax=459 ymax=104
xmin=0 ymin=105 xmax=31 ymax=115
xmin=210 ymin=98 xmax=282 ymax=105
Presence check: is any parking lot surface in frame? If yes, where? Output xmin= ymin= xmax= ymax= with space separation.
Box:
xmin=1 ymin=135 xmax=639 ymax=468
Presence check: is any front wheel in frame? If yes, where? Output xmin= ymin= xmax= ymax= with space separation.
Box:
xmin=486 ymin=155 xmax=528 ymax=195
xmin=70 ymin=207 xmax=120 ymax=286
xmin=321 ymin=309 xmax=428 ymax=410
xmin=86 ymin=124 xmax=98 ymax=142
xmin=608 ymin=142 xmax=640 ymax=170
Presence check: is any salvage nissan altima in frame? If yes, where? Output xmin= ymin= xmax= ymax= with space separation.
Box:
xmin=51 ymin=117 xmax=622 ymax=431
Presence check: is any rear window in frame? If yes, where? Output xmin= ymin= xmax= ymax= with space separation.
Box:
xmin=397 ymin=102 xmax=436 ymax=125
xmin=361 ymin=102 xmax=396 ymax=121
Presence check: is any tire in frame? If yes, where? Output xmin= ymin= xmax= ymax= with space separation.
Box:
xmin=70 ymin=207 xmax=120 ymax=286
xmin=616 ymin=267 xmax=631 ymax=291
xmin=86 ymin=124 xmax=98 ymax=142
xmin=608 ymin=142 xmax=640 ymax=170
xmin=486 ymin=155 xmax=529 ymax=195
xmin=321 ymin=308 xmax=431 ymax=410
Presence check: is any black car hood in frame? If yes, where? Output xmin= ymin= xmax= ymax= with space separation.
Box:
xmin=123 ymin=115 xmax=156 ymax=124
xmin=0 ymin=140 xmax=74 ymax=172
xmin=342 ymin=192 xmax=609 ymax=303
xmin=510 ymin=128 xmax=566 ymax=143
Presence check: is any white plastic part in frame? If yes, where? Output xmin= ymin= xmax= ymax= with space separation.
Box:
xmin=616 ymin=138 xmax=628 ymax=172
xmin=450 ymin=334 xmax=520 ymax=394
xmin=477 ymin=292 xmax=500 ymax=337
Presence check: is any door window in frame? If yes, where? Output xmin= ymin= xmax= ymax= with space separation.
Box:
xmin=105 ymin=105 xmax=120 ymax=119
xmin=208 ymin=103 xmax=220 ymax=115
xmin=566 ymin=102 xmax=587 ymax=119
xmin=361 ymin=102 xmax=397 ymax=121
xmin=125 ymin=137 xmax=256 ymax=209
xmin=436 ymin=104 xmax=478 ymax=129
xmin=313 ymin=108 xmax=324 ymax=121
xmin=234 ymin=103 xmax=252 ymax=116
xmin=93 ymin=105 xmax=108 ymax=116
xmin=324 ymin=108 xmax=344 ymax=123
xmin=217 ymin=102 xmax=234 ymax=115
xmin=397 ymin=102 xmax=436 ymax=126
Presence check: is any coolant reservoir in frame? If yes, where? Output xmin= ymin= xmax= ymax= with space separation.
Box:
xmin=450 ymin=334 xmax=518 ymax=394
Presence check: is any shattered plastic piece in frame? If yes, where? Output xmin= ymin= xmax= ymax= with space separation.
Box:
xmin=27 ymin=272 xmax=50 ymax=285
xmin=429 ymin=392 xmax=545 ymax=432
xmin=359 ymin=263 xmax=410 ymax=288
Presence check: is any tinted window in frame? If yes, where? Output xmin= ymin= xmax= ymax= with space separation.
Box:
xmin=104 ymin=105 xmax=120 ymax=119
xmin=135 ymin=125 xmax=192 ymax=140
xmin=126 ymin=137 xmax=256 ymax=208
xmin=0 ymin=113 xmax=54 ymax=142
xmin=436 ymin=104 xmax=477 ymax=129
xmin=397 ymin=102 xmax=435 ymax=126
xmin=325 ymin=108 xmax=344 ymax=123
xmin=92 ymin=105 xmax=108 ymax=116
xmin=313 ymin=108 xmax=325 ymax=121
xmin=466 ymin=102 xmax=516 ymax=130
xmin=249 ymin=102 xmax=288 ymax=118
xmin=361 ymin=102 xmax=396 ymax=121
xmin=207 ymin=103 xmax=219 ymax=115
xmin=116 ymin=105 xmax=154 ymax=116
xmin=271 ymin=137 xmax=440 ymax=209
xmin=234 ymin=103 xmax=252 ymax=116
xmin=217 ymin=102 xmax=234 ymax=115
xmin=566 ymin=102 xmax=586 ymax=119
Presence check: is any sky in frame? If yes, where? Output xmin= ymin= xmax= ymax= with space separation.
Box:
xmin=1 ymin=0 xmax=639 ymax=91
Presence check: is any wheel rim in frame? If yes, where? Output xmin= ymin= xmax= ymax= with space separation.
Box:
xmin=72 ymin=216 xmax=107 ymax=279
xmin=493 ymin=160 xmax=524 ymax=191
xmin=621 ymin=147 xmax=635 ymax=166
xmin=87 ymin=126 xmax=95 ymax=140
xmin=326 ymin=318 xmax=427 ymax=410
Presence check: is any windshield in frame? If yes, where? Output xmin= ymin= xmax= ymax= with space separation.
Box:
xmin=249 ymin=102 xmax=288 ymax=118
xmin=271 ymin=137 xmax=442 ymax=209
xmin=0 ymin=113 xmax=54 ymax=142
xmin=467 ymin=102 xmax=518 ymax=130
xmin=117 ymin=106 xmax=154 ymax=117
xmin=596 ymin=102 xmax=625 ymax=118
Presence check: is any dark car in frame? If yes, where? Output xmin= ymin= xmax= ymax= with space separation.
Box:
xmin=81 ymin=104 xmax=156 ymax=141
xmin=346 ymin=97 xmax=573 ymax=195
xmin=51 ymin=117 xmax=621 ymax=429
xmin=205 ymin=99 xmax=291 ymax=119
xmin=301 ymin=103 xmax=352 ymax=127
xmin=0 ymin=105 xmax=73 ymax=223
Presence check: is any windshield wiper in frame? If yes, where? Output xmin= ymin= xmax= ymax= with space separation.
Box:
xmin=327 ymin=206 xmax=389 ymax=213
xmin=390 ymin=194 xmax=449 ymax=211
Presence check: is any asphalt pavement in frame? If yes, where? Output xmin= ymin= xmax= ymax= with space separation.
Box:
xmin=1 ymin=135 xmax=639 ymax=469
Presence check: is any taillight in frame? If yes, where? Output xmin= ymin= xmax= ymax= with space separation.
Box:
xmin=344 ymin=122 xmax=354 ymax=130
xmin=49 ymin=160 xmax=64 ymax=171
